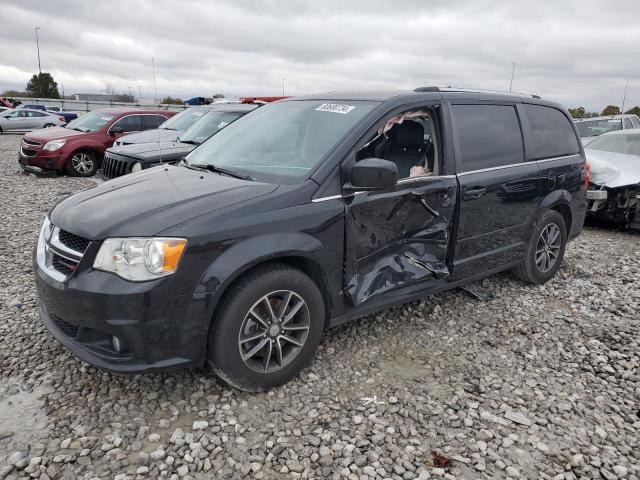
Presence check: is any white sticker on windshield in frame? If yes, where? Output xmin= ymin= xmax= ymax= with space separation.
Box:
xmin=315 ymin=103 xmax=355 ymax=114
xmin=608 ymin=119 xmax=619 ymax=123
xmin=193 ymin=112 xmax=204 ymax=116
xmin=217 ymin=121 xmax=229 ymax=128
xmin=100 ymin=116 xmax=112 ymax=121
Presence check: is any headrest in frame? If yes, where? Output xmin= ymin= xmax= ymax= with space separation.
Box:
xmin=394 ymin=120 xmax=424 ymax=148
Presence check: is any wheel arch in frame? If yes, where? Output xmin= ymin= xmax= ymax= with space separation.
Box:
xmin=539 ymin=189 xmax=572 ymax=232
xmin=200 ymin=233 xmax=333 ymax=333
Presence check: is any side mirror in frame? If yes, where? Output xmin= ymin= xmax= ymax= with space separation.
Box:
xmin=110 ymin=126 xmax=124 ymax=135
xmin=348 ymin=158 xmax=398 ymax=191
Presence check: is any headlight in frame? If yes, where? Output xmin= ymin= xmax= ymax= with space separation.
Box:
xmin=113 ymin=140 xmax=122 ymax=147
xmin=40 ymin=216 xmax=53 ymax=242
xmin=43 ymin=139 xmax=66 ymax=151
xmin=94 ymin=237 xmax=187 ymax=281
xmin=131 ymin=162 xmax=143 ymax=173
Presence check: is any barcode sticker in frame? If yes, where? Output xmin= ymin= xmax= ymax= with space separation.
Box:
xmin=315 ymin=103 xmax=355 ymax=114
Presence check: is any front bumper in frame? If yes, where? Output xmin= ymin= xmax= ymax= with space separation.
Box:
xmin=33 ymin=239 xmax=213 ymax=373
xmin=19 ymin=148 xmax=67 ymax=173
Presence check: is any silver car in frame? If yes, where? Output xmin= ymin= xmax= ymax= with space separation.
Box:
xmin=0 ymin=108 xmax=66 ymax=133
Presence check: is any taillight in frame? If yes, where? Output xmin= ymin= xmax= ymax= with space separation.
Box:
xmin=583 ymin=160 xmax=590 ymax=189
xmin=58 ymin=116 xmax=65 ymax=122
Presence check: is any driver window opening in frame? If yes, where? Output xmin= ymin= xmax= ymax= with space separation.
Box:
xmin=356 ymin=107 xmax=440 ymax=179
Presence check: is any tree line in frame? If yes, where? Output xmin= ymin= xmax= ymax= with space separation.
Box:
xmin=568 ymin=105 xmax=640 ymax=118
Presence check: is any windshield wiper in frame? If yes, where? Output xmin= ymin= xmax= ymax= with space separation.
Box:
xmin=186 ymin=163 xmax=254 ymax=181
xmin=178 ymin=139 xmax=200 ymax=145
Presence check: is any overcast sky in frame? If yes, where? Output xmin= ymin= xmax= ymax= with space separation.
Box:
xmin=1 ymin=0 xmax=638 ymax=111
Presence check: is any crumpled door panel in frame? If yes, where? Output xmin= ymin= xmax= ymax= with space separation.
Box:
xmin=344 ymin=178 xmax=456 ymax=306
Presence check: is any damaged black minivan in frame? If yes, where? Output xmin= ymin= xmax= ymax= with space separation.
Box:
xmin=34 ymin=88 xmax=587 ymax=391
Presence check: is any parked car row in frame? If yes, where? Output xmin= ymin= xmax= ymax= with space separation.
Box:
xmin=18 ymin=104 xmax=80 ymax=122
xmin=18 ymin=98 xmax=286 ymax=177
xmin=19 ymin=108 xmax=175 ymax=176
xmin=32 ymin=87 xmax=589 ymax=391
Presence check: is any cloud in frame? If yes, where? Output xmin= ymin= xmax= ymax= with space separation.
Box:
xmin=0 ymin=0 xmax=638 ymax=111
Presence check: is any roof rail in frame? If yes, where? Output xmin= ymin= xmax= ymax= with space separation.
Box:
xmin=414 ymin=86 xmax=440 ymax=92
xmin=434 ymin=86 xmax=542 ymax=99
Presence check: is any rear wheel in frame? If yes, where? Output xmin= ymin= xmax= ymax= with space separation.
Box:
xmin=512 ymin=210 xmax=567 ymax=284
xmin=207 ymin=264 xmax=325 ymax=392
xmin=65 ymin=151 xmax=97 ymax=177
xmin=43 ymin=123 xmax=55 ymax=128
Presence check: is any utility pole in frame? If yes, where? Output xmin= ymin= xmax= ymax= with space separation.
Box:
xmin=35 ymin=27 xmax=42 ymax=73
xmin=151 ymin=58 xmax=158 ymax=104
xmin=128 ymin=86 xmax=133 ymax=102
xmin=282 ymin=78 xmax=286 ymax=96
xmin=137 ymin=85 xmax=142 ymax=103
xmin=621 ymin=78 xmax=629 ymax=114
xmin=509 ymin=62 xmax=516 ymax=93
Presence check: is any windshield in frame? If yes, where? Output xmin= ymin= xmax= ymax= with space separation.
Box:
xmin=159 ymin=108 xmax=208 ymax=131
xmin=179 ymin=111 xmax=245 ymax=144
xmin=587 ymin=133 xmax=640 ymax=156
xmin=185 ymin=100 xmax=377 ymax=183
xmin=66 ymin=111 xmax=115 ymax=132
xmin=576 ymin=119 xmax=622 ymax=138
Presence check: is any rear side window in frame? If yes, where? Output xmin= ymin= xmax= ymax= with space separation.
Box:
xmin=631 ymin=117 xmax=640 ymax=128
xmin=113 ymin=115 xmax=143 ymax=132
xmin=452 ymin=104 xmax=524 ymax=172
xmin=142 ymin=115 xmax=167 ymax=130
xmin=623 ymin=118 xmax=633 ymax=129
xmin=523 ymin=105 xmax=580 ymax=159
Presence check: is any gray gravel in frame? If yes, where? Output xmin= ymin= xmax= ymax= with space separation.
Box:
xmin=1 ymin=133 xmax=639 ymax=480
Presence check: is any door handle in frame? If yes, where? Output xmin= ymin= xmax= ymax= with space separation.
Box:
xmin=463 ymin=187 xmax=487 ymax=200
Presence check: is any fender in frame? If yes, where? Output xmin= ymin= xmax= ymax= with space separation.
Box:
xmin=539 ymin=189 xmax=572 ymax=210
xmin=196 ymin=232 xmax=326 ymax=304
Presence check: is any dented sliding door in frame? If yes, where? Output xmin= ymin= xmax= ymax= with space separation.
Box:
xmin=344 ymin=176 xmax=457 ymax=305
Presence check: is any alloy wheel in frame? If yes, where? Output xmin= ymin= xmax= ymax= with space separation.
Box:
xmin=535 ymin=223 xmax=561 ymax=273
xmin=237 ymin=290 xmax=310 ymax=373
xmin=71 ymin=153 xmax=94 ymax=175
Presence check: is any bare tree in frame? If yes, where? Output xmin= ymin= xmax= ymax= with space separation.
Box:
xmin=104 ymin=83 xmax=117 ymax=96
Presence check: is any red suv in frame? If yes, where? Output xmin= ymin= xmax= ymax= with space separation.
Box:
xmin=19 ymin=108 xmax=175 ymax=176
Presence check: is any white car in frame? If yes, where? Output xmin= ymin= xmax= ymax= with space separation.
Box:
xmin=0 ymin=108 xmax=66 ymax=133
xmin=575 ymin=114 xmax=640 ymax=146
xmin=585 ymin=128 xmax=640 ymax=229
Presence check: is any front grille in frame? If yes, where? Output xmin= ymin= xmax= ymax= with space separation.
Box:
xmin=52 ymin=253 xmax=78 ymax=276
xmin=58 ymin=230 xmax=91 ymax=253
xmin=49 ymin=312 xmax=79 ymax=337
xmin=22 ymin=139 xmax=42 ymax=146
xmin=102 ymin=154 xmax=132 ymax=179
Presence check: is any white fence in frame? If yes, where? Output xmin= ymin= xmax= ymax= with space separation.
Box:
xmin=10 ymin=97 xmax=189 ymax=113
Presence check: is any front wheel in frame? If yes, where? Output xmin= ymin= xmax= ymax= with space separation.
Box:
xmin=65 ymin=151 xmax=97 ymax=177
xmin=512 ymin=210 xmax=567 ymax=284
xmin=43 ymin=123 xmax=55 ymax=128
xmin=207 ymin=264 xmax=325 ymax=392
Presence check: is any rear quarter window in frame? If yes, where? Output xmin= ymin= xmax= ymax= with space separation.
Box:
xmin=143 ymin=115 xmax=167 ymax=130
xmin=452 ymin=104 xmax=524 ymax=172
xmin=623 ymin=118 xmax=633 ymax=129
xmin=523 ymin=104 xmax=580 ymax=159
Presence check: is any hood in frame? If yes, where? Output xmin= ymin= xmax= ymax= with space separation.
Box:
xmin=24 ymin=126 xmax=86 ymax=142
xmin=108 ymin=141 xmax=194 ymax=163
xmin=585 ymin=149 xmax=640 ymax=188
xmin=50 ymin=165 xmax=277 ymax=239
xmin=117 ymin=128 xmax=180 ymax=145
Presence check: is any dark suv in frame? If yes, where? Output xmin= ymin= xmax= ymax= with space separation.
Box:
xmin=34 ymin=88 xmax=587 ymax=391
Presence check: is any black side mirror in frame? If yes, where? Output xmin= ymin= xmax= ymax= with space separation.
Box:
xmin=110 ymin=126 xmax=124 ymax=135
xmin=347 ymin=158 xmax=398 ymax=191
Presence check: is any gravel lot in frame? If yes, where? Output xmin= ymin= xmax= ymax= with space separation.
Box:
xmin=1 ymin=133 xmax=639 ymax=480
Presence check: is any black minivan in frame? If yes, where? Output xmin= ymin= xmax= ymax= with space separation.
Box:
xmin=34 ymin=88 xmax=587 ymax=391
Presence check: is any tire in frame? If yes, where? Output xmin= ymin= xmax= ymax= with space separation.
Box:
xmin=512 ymin=210 xmax=567 ymax=284
xmin=43 ymin=123 xmax=55 ymax=128
xmin=207 ymin=263 xmax=325 ymax=392
xmin=65 ymin=150 xmax=97 ymax=177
